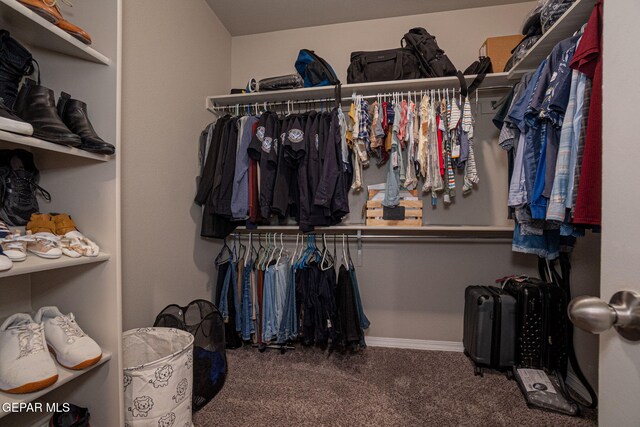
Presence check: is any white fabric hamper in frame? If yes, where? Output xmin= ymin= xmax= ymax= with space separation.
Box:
xmin=123 ymin=327 xmax=194 ymax=427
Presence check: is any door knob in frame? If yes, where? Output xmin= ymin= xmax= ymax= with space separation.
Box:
xmin=568 ymin=290 xmax=640 ymax=341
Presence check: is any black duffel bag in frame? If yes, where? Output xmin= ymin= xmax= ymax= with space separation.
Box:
xmin=402 ymin=27 xmax=457 ymax=78
xmin=347 ymin=48 xmax=422 ymax=84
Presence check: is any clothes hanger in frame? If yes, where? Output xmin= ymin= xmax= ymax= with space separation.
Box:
xmin=215 ymin=238 xmax=232 ymax=265
xmin=346 ymin=234 xmax=354 ymax=270
xmin=320 ymin=234 xmax=334 ymax=271
xmin=341 ymin=234 xmax=348 ymax=267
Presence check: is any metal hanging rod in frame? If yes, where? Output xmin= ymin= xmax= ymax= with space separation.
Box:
xmin=208 ymin=85 xmax=513 ymax=113
xmin=228 ymin=232 xmax=512 ymax=242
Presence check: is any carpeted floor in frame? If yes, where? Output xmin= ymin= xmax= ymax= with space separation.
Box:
xmin=194 ymin=346 xmax=597 ymax=426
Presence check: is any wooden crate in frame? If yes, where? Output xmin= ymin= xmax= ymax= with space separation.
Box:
xmin=365 ymin=190 xmax=423 ymax=226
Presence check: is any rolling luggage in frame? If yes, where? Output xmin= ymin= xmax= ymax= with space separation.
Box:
xmin=463 ymin=285 xmax=517 ymax=376
xmin=501 ymin=277 xmax=569 ymax=375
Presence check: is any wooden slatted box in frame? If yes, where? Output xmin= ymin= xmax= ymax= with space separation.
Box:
xmin=365 ymin=190 xmax=423 ymax=226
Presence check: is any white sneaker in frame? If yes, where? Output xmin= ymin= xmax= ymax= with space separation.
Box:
xmin=0 ymin=221 xmax=17 ymax=268
xmin=34 ymin=307 xmax=102 ymax=370
xmin=27 ymin=232 xmax=63 ymax=259
xmin=0 ymin=313 xmax=58 ymax=394
xmin=0 ymin=102 xmax=33 ymax=136
xmin=1 ymin=230 xmax=32 ymax=262
xmin=0 ymin=254 xmax=12 ymax=271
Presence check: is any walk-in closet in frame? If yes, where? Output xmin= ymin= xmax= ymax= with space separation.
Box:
xmin=0 ymin=0 xmax=638 ymax=425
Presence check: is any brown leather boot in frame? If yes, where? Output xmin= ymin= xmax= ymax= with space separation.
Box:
xmin=18 ymin=0 xmax=92 ymax=45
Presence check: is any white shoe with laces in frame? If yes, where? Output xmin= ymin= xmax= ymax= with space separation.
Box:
xmin=34 ymin=307 xmax=102 ymax=370
xmin=1 ymin=230 xmax=33 ymax=262
xmin=27 ymin=231 xmax=63 ymax=259
xmin=0 ymin=313 xmax=58 ymax=393
xmin=0 ymin=221 xmax=15 ymax=269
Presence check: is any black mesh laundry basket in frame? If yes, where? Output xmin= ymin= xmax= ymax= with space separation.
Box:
xmin=153 ymin=299 xmax=227 ymax=411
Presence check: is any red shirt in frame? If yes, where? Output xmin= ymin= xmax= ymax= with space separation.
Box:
xmin=570 ymin=0 xmax=603 ymax=225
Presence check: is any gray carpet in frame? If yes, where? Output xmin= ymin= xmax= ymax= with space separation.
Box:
xmin=194 ymin=346 xmax=597 ymax=426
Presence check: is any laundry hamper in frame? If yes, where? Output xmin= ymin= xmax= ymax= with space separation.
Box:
xmin=154 ymin=299 xmax=227 ymax=411
xmin=123 ymin=327 xmax=194 ymax=427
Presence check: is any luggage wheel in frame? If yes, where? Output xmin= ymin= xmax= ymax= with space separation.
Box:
xmin=474 ymin=366 xmax=483 ymax=377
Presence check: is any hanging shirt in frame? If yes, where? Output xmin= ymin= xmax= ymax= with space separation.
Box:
xmin=462 ymin=98 xmax=478 ymax=194
xmin=231 ymin=116 xmax=259 ymax=220
xmin=570 ymin=0 xmax=603 ymax=226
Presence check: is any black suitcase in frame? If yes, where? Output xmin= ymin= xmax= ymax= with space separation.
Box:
xmin=463 ymin=286 xmax=517 ymax=376
xmin=502 ymin=277 xmax=569 ymax=375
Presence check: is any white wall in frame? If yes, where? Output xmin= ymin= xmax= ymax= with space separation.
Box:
xmin=121 ymin=0 xmax=231 ymax=330
xmin=231 ymin=2 xmax=536 ymax=88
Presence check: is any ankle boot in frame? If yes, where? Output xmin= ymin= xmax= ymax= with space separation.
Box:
xmin=14 ymin=80 xmax=81 ymax=146
xmin=57 ymin=92 xmax=114 ymax=155
xmin=0 ymin=30 xmax=34 ymax=110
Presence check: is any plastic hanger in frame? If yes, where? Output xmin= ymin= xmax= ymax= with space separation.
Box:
xmin=341 ymin=234 xmax=348 ymax=267
xmin=320 ymin=234 xmax=334 ymax=271
xmin=346 ymin=235 xmax=354 ymax=269
xmin=215 ymin=238 xmax=232 ymax=265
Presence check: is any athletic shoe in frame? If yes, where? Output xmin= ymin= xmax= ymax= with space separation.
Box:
xmin=34 ymin=307 xmax=102 ymax=370
xmin=50 ymin=404 xmax=90 ymax=427
xmin=0 ymin=149 xmax=50 ymax=226
xmin=26 ymin=214 xmax=63 ymax=258
xmin=52 ymin=213 xmax=99 ymax=257
xmin=0 ymin=221 xmax=16 ymax=267
xmin=0 ymin=313 xmax=58 ymax=394
xmin=0 ymin=101 xmax=33 ymax=136
xmin=0 ymin=222 xmax=31 ymax=262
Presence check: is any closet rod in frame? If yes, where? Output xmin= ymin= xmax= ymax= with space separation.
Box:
xmin=229 ymin=232 xmax=511 ymax=242
xmin=209 ymin=85 xmax=513 ymax=112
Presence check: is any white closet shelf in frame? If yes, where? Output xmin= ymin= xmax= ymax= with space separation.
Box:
xmin=0 ymin=351 xmax=112 ymax=419
xmin=232 ymin=225 xmax=514 ymax=237
xmin=507 ymin=0 xmax=596 ymax=79
xmin=206 ymin=73 xmax=512 ymax=108
xmin=0 ymin=252 xmax=110 ymax=279
xmin=0 ymin=0 xmax=110 ymax=65
xmin=0 ymin=130 xmax=113 ymax=162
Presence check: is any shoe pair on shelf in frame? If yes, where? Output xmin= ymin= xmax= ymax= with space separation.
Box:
xmin=0 ymin=31 xmax=114 ymax=155
xmin=26 ymin=213 xmax=99 ymax=258
xmin=14 ymin=79 xmax=115 ymax=155
xmin=0 ymin=306 xmax=102 ymax=394
xmin=0 ymin=214 xmax=99 ymax=270
xmin=17 ymin=0 xmax=92 ymax=45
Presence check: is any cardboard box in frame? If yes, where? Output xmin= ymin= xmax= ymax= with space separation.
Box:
xmin=480 ymin=35 xmax=525 ymax=73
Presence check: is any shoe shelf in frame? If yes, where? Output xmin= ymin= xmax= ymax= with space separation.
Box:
xmin=0 ymin=351 xmax=112 ymax=420
xmin=0 ymin=130 xmax=113 ymax=162
xmin=0 ymin=0 xmax=110 ymax=65
xmin=0 ymin=252 xmax=110 ymax=280
xmin=507 ymin=0 xmax=596 ymax=80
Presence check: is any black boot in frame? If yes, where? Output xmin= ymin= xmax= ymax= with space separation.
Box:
xmin=14 ymin=79 xmax=81 ymax=146
xmin=0 ymin=30 xmax=34 ymax=110
xmin=57 ymin=92 xmax=115 ymax=155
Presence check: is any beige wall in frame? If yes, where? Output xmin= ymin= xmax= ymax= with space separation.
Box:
xmin=121 ymin=0 xmax=231 ymax=330
xmin=230 ymin=2 xmax=536 ymax=88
